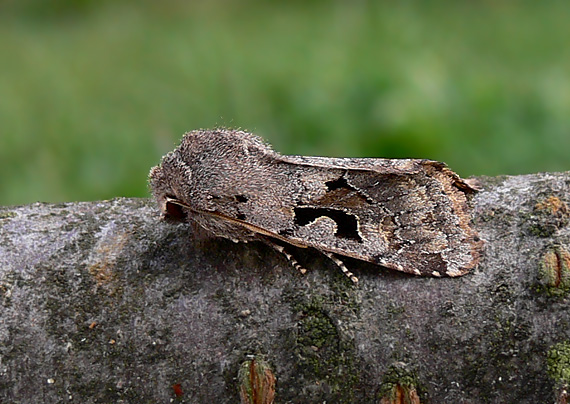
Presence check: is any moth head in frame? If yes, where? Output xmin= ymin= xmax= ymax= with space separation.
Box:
xmin=149 ymin=154 xmax=192 ymax=223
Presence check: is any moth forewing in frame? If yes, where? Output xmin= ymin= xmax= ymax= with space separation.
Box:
xmin=267 ymin=154 xmax=480 ymax=277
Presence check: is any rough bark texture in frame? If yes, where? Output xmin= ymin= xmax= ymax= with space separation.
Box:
xmin=1 ymin=172 xmax=570 ymax=404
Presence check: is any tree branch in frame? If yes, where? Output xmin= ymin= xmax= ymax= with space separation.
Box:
xmin=1 ymin=172 xmax=569 ymax=403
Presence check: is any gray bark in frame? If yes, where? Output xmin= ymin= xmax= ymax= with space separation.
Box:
xmin=1 ymin=172 xmax=570 ymax=404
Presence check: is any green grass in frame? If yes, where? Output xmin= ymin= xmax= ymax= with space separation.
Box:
xmin=1 ymin=1 xmax=570 ymax=205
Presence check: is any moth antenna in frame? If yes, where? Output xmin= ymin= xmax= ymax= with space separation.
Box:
xmin=322 ymin=252 xmax=359 ymax=284
xmin=264 ymin=240 xmax=308 ymax=276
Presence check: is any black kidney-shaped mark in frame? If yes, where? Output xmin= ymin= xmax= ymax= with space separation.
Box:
xmin=294 ymin=207 xmax=362 ymax=242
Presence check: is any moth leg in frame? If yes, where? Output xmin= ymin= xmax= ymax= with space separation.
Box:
xmin=322 ymin=252 xmax=359 ymax=284
xmin=264 ymin=240 xmax=308 ymax=276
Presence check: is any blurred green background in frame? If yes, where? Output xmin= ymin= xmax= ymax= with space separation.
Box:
xmin=1 ymin=0 xmax=569 ymax=206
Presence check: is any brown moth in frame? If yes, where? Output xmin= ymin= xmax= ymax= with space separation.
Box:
xmin=149 ymin=129 xmax=482 ymax=282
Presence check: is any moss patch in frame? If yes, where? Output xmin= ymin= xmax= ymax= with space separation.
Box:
xmin=292 ymin=296 xmax=359 ymax=403
xmin=537 ymin=245 xmax=570 ymax=297
xmin=547 ymin=341 xmax=570 ymax=387
xmin=525 ymin=196 xmax=569 ymax=238
xmin=0 ymin=211 xmax=17 ymax=219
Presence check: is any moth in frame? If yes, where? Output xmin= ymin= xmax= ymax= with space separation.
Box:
xmin=149 ymin=129 xmax=482 ymax=282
